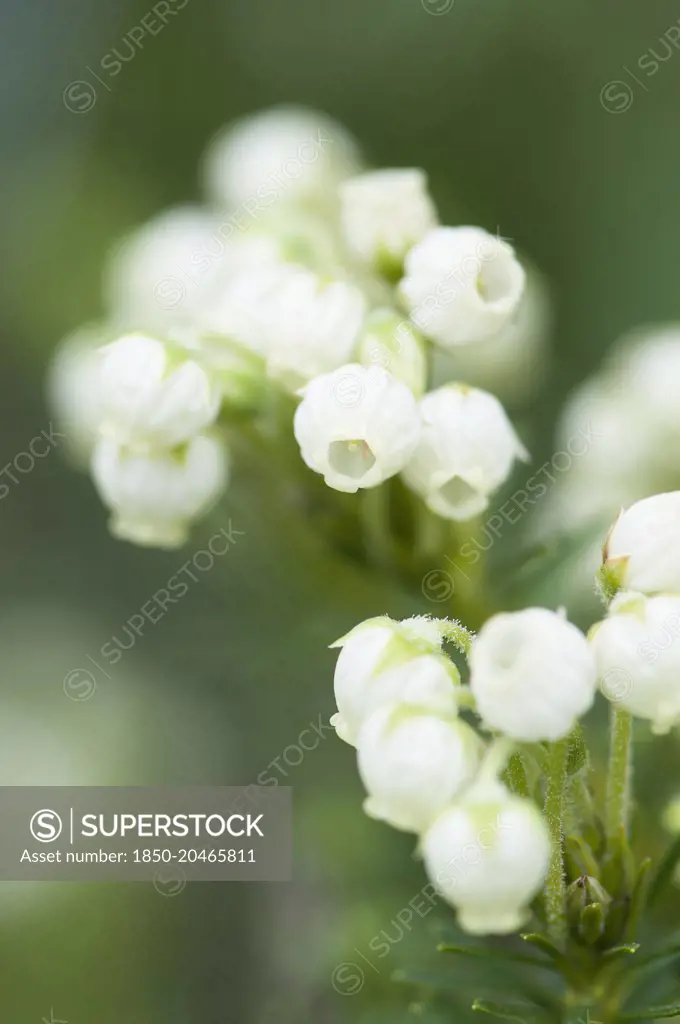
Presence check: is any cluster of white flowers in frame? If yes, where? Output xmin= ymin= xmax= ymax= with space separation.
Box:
xmin=536 ymin=325 xmax=680 ymax=607
xmin=591 ymin=491 xmax=680 ymax=733
xmin=330 ymin=607 xmax=597 ymax=934
xmin=49 ymin=106 xmax=541 ymax=548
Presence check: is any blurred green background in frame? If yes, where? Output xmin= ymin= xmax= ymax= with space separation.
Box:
xmin=3 ymin=0 xmax=680 ymax=1020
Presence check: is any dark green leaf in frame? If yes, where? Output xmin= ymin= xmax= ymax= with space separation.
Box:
xmin=520 ymin=933 xmax=564 ymax=962
xmin=625 ymin=858 xmax=652 ymax=942
xmin=619 ymin=1003 xmax=680 ymax=1021
xmin=647 ymin=836 xmax=680 ymax=909
xmin=602 ymin=943 xmax=640 ymax=962
xmin=472 ymin=998 xmax=544 ymax=1022
xmin=437 ymin=944 xmax=554 ymax=970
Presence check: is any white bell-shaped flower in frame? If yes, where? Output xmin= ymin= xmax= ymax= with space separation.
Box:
xmin=340 ymin=169 xmax=437 ymax=272
xmin=469 ymin=607 xmax=597 ymax=741
xmin=91 ymin=433 xmax=227 ymax=549
xmin=399 ymin=226 xmax=525 ymax=348
xmin=402 ymin=384 xmax=529 ymax=521
xmin=293 ymin=364 xmax=420 ymax=493
xmin=421 ymin=782 xmax=551 ymax=936
xmin=590 ymin=591 xmax=680 ymax=733
xmin=104 ymin=205 xmax=219 ymax=330
xmin=330 ymin=615 xmax=458 ymax=746
xmin=603 ymin=492 xmax=680 ymax=595
xmin=263 ymin=270 xmax=366 ymax=392
xmin=47 ymin=325 xmax=109 ymax=465
xmin=202 ymin=106 xmax=362 ymax=212
xmin=357 ymin=703 xmax=483 ymax=834
xmin=98 ymin=333 xmax=220 ymax=450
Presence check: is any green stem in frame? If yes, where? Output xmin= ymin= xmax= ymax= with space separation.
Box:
xmin=544 ymin=738 xmax=569 ymax=946
xmin=447 ymin=518 xmax=489 ymax=631
xmin=606 ymin=707 xmax=633 ymax=848
xmin=360 ymin=484 xmax=393 ymax=571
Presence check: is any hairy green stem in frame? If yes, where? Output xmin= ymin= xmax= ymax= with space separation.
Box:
xmin=544 ymin=738 xmax=569 ymax=946
xmin=606 ymin=707 xmax=633 ymax=847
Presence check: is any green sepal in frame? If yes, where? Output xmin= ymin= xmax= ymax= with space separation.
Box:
xmin=566 ymin=726 xmax=588 ymax=776
xmin=432 ymin=617 xmax=476 ymax=657
xmin=595 ymin=557 xmax=626 ymax=605
xmin=579 ymin=903 xmax=606 ymax=945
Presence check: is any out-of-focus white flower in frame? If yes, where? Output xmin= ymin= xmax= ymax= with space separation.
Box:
xmin=340 ymin=169 xmax=437 ymax=272
xmin=196 ymin=263 xmax=299 ymax=356
xmin=357 ymin=703 xmax=483 ymax=834
xmin=402 ymin=384 xmax=529 ymax=521
xmin=264 ymin=271 xmax=366 ymax=392
xmin=421 ymin=782 xmax=551 ymax=936
xmin=47 ymin=325 xmax=109 ymax=465
xmin=198 ymin=266 xmax=365 ymax=391
xmin=99 ymin=333 xmax=220 ymax=450
xmin=590 ymin=591 xmax=680 ymax=733
xmin=202 ymin=106 xmax=362 ymax=213
xmin=293 ymin=364 xmax=420 ymax=493
xmin=430 ymin=269 xmax=550 ymax=406
xmin=92 ymin=433 xmax=227 ymax=549
xmin=357 ymin=309 xmax=428 ymax=397
xmin=104 ymin=205 xmax=219 ymax=329
xmin=330 ymin=615 xmax=458 ymax=746
xmin=609 ymin=325 xmax=680 ymax=476
xmin=603 ymin=492 xmax=680 ymax=595
xmin=399 ymin=227 xmax=525 ymax=349
xmin=469 ymin=607 xmax=597 ymax=741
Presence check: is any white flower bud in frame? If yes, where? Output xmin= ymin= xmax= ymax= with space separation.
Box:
xmin=421 ymin=783 xmax=551 ymax=935
xmin=399 ymin=227 xmax=525 ymax=348
xmin=263 ymin=270 xmax=366 ymax=392
xmin=98 ymin=333 xmax=220 ymax=450
xmin=330 ymin=616 xmax=458 ymax=746
xmin=590 ymin=591 xmax=680 ymax=733
xmin=603 ymin=492 xmax=680 ymax=595
xmin=92 ymin=433 xmax=227 ymax=549
xmin=357 ymin=703 xmax=483 ymax=834
xmin=469 ymin=608 xmax=597 ymax=741
xmin=402 ymin=384 xmax=529 ymax=521
xmin=202 ymin=106 xmax=362 ymax=212
xmin=104 ymin=206 xmax=219 ymax=329
xmin=340 ymin=169 xmax=437 ymax=272
xmin=357 ymin=309 xmax=428 ymax=397
xmin=293 ymin=364 xmax=420 ymax=493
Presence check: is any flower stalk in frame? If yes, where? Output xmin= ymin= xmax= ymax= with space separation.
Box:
xmin=606 ymin=706 xmax=633 ymax=849
xmin=544 ymin=737 xmax=570 ymax=946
